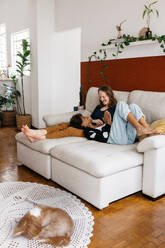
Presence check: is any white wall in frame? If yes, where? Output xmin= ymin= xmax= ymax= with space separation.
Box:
xmin=52 ymin=28 xmax=81 ymax=114
xmin=54 ymin=0 xmax=165 ymax=61
xmin=0 ymin=0 xmax=81 ymax=128
xmin=0 ymin=0 xmax=37 ymax=122
xmin=36 ymin=0 xmax=80 ymax=127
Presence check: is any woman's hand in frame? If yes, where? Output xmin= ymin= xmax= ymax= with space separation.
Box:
xmin=103 ymin=111 xmax=112 ymax=126
xmin=92 ymin=119 xmax=104 ymax=126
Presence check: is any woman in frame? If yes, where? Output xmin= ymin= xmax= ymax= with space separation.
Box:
xmin=88 ymin=85 xmax=157 ymax=145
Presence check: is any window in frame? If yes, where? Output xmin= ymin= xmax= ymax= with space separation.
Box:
xmin=11 ymin=28 xmax=30 ymax=75
xmin=0 ymin=23 xmax=7 ymax=69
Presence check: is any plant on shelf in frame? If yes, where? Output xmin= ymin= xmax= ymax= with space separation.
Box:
xmin=88 ymin=1 xmax=162 ymax=63
xmin=143 ymin=1 xmax=159 ymax=32
xmin=15 ymin=39 xmax=31 ymax=130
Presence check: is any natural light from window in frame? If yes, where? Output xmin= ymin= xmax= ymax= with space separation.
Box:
xmin=11 ymin=28 xmax=30 ymax=75
xmin=0 ymin=23 xmax=7 ymax=70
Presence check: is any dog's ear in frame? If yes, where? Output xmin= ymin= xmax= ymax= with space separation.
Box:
xmin=13 ymin=228 xmax=24 ymax=237
xmin=13 ymin=216 xmax=27 ymax=237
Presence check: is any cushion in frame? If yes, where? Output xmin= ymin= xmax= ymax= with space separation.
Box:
xmin=139 ymin=118 xmax=165 ymax=142
xmin=150 ymin=118 xmax=165 ymax=132
xmin=51 ymin=141 xmax=143 ymax=178
xmin=43 ymin=109 xmax=91 ymax=127
xmin=15 ymin=132 xmax=86 ymax=154
xmin=128 ymin=90 xmax=165 ymax=124
xmin=85 ymin=87 xmax=129 ymax=113
xmin=137 ymin=119 xmax=165 ymax=152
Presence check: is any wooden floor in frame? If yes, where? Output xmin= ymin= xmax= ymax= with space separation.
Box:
xmin=1 ymin=127 xmax=165 ymax=248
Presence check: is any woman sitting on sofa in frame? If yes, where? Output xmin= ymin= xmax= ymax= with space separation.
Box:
xmin=22 ymin=85 xmax=159 ymax=145
xmin=83 ymin=85 xmax=159 ymax=145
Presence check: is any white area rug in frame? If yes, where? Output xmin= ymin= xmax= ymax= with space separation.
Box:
xmin=0 ymin=182 xmax=94 ymax=248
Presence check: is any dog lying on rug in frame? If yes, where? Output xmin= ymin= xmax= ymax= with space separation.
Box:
xmin=14 ymin=204 xmax=74 ymax=247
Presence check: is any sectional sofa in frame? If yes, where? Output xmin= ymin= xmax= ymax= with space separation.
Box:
xmin=16 ymin=87 xmax=165 ymax=209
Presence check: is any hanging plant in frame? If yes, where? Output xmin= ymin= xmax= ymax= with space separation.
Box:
xmin=88 ymin=34 xmax=165 ymax=62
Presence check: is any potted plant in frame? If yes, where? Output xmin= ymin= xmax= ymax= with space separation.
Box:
xmin=15 ymin=39 xmax=31 ymax=130
xmin=142 ymin=1 xmax=159 ymax=38
xmin=0 ymin=84 xmax=20 ymax=126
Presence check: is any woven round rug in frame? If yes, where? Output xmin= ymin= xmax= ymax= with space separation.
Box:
xmin=0 ymin=182 xmax=94 ymax=248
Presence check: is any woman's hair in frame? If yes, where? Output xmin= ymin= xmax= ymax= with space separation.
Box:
xmin=98 ymin=85 xmax=117 ymax=108
xmin=69 ymin=113 xmax=83 ymax=129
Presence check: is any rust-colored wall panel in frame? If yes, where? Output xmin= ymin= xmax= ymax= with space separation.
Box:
xmin=81 ymin=56 xmax=165 ymax=102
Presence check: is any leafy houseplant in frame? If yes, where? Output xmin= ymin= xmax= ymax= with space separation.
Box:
xmin=143 ymin=1 xmax=159 ymax=28
xmin=142 ymin=1 xmax=159 ymax=37
xmin=15 ymin=39 xmax=31 ymax=130
xmin=0 ymin=84 xmax=20 ymax=126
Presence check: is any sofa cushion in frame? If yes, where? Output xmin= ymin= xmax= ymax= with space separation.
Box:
xmin=128 ymin=90 xmax=165 ymax=124
xmin=15 ymin=132 xmax=86 ymax=155
xmin=43 ymin=109 xmax=91 ymax=127
xmin=50 ymin=141 xmax=143 ymax=178
xmin=85 ymin=87 xmax=129 ymax=113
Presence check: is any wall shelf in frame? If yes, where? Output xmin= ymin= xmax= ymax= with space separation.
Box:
xmin=107 ymin=39 xmax=157 ymax=49
xmin=0 ymin=78 xmax=13 ymax=81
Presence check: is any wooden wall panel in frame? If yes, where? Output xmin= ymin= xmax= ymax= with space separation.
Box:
xmin=81 ymin=56 xmax=165 ymax=102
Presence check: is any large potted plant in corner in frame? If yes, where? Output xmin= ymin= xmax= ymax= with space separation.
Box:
xmin=0 ymin=83 xmax=20 ymax=126
xmin=15 ymin=39 xmax=31 ymax=130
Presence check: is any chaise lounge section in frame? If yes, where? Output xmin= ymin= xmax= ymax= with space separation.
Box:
xmin=16 ymin=87 xmax=165 ymax=209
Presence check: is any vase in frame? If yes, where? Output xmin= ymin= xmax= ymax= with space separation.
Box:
xmin=146 ymin=28 xmax=152 ymax=38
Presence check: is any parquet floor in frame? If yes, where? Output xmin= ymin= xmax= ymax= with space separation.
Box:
xmin=1 ymin=127 xmax=165 ymax=248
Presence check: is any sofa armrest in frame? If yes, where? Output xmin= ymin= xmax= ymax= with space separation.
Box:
xmin=137 ymin=135 xmax=165 ymax=153
xmin=43 ymin=109 xmax=91 ymax=127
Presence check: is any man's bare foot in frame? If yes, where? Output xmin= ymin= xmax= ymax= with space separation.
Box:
xmin=103 ymin=111 xmax=112 ymax=126
xmin=137 ymin=126 xmax=159 ymax=137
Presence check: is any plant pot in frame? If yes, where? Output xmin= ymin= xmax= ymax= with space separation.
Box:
xmin=16 ymin=114 xmax=31 ymax=131
xmin=2 ymin=111 xmax=16 ymax=127
xmin=146 ymin=28 xmax=152 ymax=38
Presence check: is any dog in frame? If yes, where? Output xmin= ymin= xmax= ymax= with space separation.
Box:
xmin=14 ymin=204 xmax=74 ymax=247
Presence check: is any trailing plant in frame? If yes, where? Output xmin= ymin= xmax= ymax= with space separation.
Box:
xmin=89 ymin=34 xmax=165 ymax=62
xmin=87 ymin=33 xmax=165 ymax=87
xmin=16 ymin=39 xmax=30 ymax=115
xmin=143 ymin=1 xmax=159 ymax=29
xmin=79 ymin=84 xmax=83 ymax=106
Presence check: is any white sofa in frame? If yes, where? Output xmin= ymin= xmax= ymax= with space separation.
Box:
xmin=16 ymin=87 xmax=165 ymax=209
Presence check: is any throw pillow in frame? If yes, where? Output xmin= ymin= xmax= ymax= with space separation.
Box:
xmin=139 ymin=118 xmax=165 ymax=141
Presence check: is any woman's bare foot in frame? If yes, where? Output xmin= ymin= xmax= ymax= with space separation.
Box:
xmin=21 ymin=126 xmax=47 ymax=143
xmin=136 ymin=126 xmax=158 ymax=137
xmin=103 ymin=111 xmax=112 ymax=126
